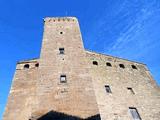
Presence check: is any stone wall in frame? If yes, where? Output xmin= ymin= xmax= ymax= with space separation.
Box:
xmin=33 ymin=17 xmax=100 ymax=119
xmin=3 ymin=59 xmax=39 ymax=120
xmin=86 ymin=50 xmax=160 ymax=120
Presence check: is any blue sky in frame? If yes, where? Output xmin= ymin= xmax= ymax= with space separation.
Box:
xmin=0 ymin=0 xmax=160 ymax=119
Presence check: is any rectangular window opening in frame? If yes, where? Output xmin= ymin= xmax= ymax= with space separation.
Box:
xmin=105 ymin=85 xmax=112 ymax=93
xmin=127 ymin=87 xmax=135 ymax=94
xmin=59 ymin=48 xmax=64 ymax=54
xmin=129 ymin=107 xmax=141 ymax=120
xmin=60 ymin=75 xmax=66 ymax=83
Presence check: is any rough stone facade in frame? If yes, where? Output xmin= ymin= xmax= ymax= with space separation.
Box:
xmin=3 ymin=17 xmax=160 ymax=120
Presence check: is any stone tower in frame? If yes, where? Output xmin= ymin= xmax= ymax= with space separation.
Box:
xmin=3 ymin=17 xmax=160 ymax=120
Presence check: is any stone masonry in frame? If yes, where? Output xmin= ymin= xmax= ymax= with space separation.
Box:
xmin=3 ymin=17 xmax=160 ymax=120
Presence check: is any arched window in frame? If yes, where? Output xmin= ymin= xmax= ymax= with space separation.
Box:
xmin=24 ymin=64 xmax=29 ymax=69
xmin=106 ymin=62 xmax=112 ymax=67
xmin=119 ymin=64 xmax=125 ymax=69
xmin=131 ymin=65 xmax=137 ymax=69
xmin=93 ymin=61 xmax=98 ymax=65
xmin=35 ymin=63 xmax=39 ymax=67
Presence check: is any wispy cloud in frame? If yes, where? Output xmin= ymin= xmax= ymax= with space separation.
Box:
xmin=107 ymin=6 xmax=160 ymax=58
xmin=85 ymin=0 xmax=160 ymax=85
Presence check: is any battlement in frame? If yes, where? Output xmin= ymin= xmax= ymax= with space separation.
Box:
xmin=44 ymin=17 xmax=77 ymax=22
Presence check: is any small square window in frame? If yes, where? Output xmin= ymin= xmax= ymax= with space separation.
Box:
xmin=93 ymin=61 xmax=98 ymax=65
xmin=132 ymin=65 xmax=137 ymax=69
xmin=119 ymin=64 xmax=125 ymax=68
xmin=105 ymin=85 xmax=112 ymax=93
xmin=35 ymin=63 xmax=39 ymax=67
xmin=60 ymin=75 xmax=66 ymax=83
xmin=59 ymin=48 xmax=64 ymax=54
xmin=24 ymin=64 xmax=29 ymax=69
xmin=129 ymin=107 xmax=141 ymax=120
xmin=106 ymin=62 xmax=112 ymax=67
xmin=127 ymin=87 xmax=135 ymax=94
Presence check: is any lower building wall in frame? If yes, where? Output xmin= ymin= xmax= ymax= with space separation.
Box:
xmin=3 ymin=51 xmax=160 ymax=120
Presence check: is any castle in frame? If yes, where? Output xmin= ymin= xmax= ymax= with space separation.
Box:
xmin=3 ymin=17 xmax=160 ymax=120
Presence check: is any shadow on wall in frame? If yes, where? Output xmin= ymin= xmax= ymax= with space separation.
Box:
xmin=31 ymin=110 xmax=101 ymax=120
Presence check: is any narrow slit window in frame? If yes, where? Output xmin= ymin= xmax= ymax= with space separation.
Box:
xmin=127 ymin=87 xmax=135 ymax=94
xmin=132 ymin=65 xmax=137 ymax=69
xmin=60 ymin=75 xmax=67 ymax=83
xmin=106 ymin=62 xmax=112 ymax=67
xmin=119 ymin=64 xmax=125 ymax=69
xmin=129 ymin=107 xmax=141 ymax=120
xmin=93 ymin=61 xmax=98 ymax=65
xmin=24 ymin=64 xmax=29 ymax=69
xmin=105 ymin=85 xmax=112 ymax=93
xmin=59 ymin=48 xmax=64 ymax=54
